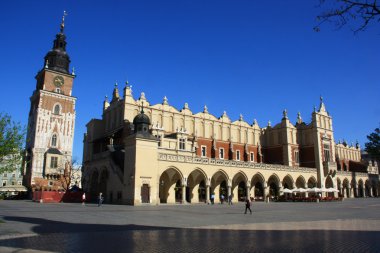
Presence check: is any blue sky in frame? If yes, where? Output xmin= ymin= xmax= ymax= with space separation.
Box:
xmin=0 ymin=1 xmax=379 ymax=163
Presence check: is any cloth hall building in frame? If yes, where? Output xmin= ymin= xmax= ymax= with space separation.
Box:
xmin=82 ymin=84 xmax=379 ymax=205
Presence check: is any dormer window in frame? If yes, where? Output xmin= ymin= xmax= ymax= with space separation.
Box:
xmin=179 ymin=138 xmax=186 ymax=150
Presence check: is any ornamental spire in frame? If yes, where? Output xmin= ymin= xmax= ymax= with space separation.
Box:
xmin=60 ymin=10 xmax=68 ymax=33
xmin=43 ymin=11 xmax=71 ymax=73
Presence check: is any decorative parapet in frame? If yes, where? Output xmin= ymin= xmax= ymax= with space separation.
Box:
xmin=336 ymin=171 xmax=369 ymax=178
xmin=158 ymin=153 xmax=317 ymax=173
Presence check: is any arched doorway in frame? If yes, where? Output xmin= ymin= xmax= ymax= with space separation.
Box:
xmin=159 ymin=167 xmax=183 ymax=204
xmin=282 ymin=175 xmax=294 ymax=190
xmin=268 ymin=174 xmax=280 ymax=200
xmin=238 ymin=181 xmax=247 ymax=201
xmin=251 ymin=173 xmax=265 ymax=201
xmin=198 ymin=180 xmax=206 ymax=203
xmin=232 ymin=172 xmax=248 ymax=202
xmin=187 ymin=168 xmax=207 ymax=203
xmin=307 ymin=177 xmax=317 ymax=188
xmin=210 ymin=170 xmax=228 ymax=204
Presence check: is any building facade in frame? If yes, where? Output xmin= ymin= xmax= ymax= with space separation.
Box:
xmin=24 ymin=15 xmax=76 ymax=190
xmin=82 ymin=84 xmax=379 ymax=205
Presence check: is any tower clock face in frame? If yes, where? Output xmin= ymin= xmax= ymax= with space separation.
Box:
xmin=53 ymin=76 xmax=64 ymax=87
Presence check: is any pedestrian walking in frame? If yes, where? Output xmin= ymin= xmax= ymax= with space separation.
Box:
xmin=228 ymin=194 xmax=233 ymax=205
xmin=82 ymin=192 xmax=86 ymax=206
xmin=244 ymin=197 xmax=252 ymax=214
xmin=220 ymin=194 xmax=225 ymax=204
xmin=98 ymin=192 xmax=103 ymax=207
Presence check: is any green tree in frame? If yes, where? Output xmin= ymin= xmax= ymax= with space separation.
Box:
xmin=315 ymin=0 xmax=380 ymax=33
xmin=0 ymin=113 xmax=25 ymax=174
xmin=365 ymin=127 xmax=380 ymax=161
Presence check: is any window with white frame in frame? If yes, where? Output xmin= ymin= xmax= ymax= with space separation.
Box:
xmin=51 ymin=134 xmax=57 ymax=147
xmin=179 ymin=138 xmax=186 ymax=150
xmin=201 ymin=146 xmax=207 ymax=157
xmin=219 ymin=148 xmax=224 ymax=159
xmin=295 ymin=150 xmax=300 ymax=164
xmin=236 ymin=150 xmax=240 ymax=161
xmin=53 ymin=104 xmax=61 ymax=115
xmin=50 ymin=156 xmax=58 ymax=168
xmin=250 ymin=152 xmax=254 ymax=162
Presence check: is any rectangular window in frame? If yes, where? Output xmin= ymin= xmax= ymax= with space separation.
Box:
xmin=2 ymin=181 xmax=7 ymax=187
xmin=12 ymin=174 xmax=15 ymax=178
xmin=11 ymin=181 xmax=15 ymax=186
xmin=50 ymin=156 xmax=58 ymax=168
xmin=179 ymin=138 xmax=185 ymax=150
xmin=323 ymin=144 xmax=330 ymax=162
xmin=250 ymin=152 xmax=254 ymax=162
xmin=18 ymin=181 xmax=22 ymax=185
xmin=201 ymin=146 xmax=207 ymax=157
xmin=219 ymin=148 xmax=224 ymax=159
xmin=236 ymin=150 xmax=240 ymax=161
xmin=3 ymin=174 xmax=7 ymax=178
xmin=295 ymin=151 xmax=300 ymax=164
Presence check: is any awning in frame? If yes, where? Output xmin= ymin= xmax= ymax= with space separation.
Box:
xmin=0 ymin=185 xmax=28 ymax=192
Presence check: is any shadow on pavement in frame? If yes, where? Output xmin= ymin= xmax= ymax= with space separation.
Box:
xmin=1 ymin=216 xmax=380 ymax=253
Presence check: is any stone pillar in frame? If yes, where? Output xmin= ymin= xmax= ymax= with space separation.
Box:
xmin=206 ymin=185 xmax=210 ymax=204
xmin=349 ymin=187 xmax=354 ymax=198
xmin=264 ymin=186 xmax=269 ymax=203
xmin=246 ymin=185 xmax=250 ymax=200
xmin=182 ymin=185 xmax=186 ymax=204
xmin=251 ymin=186 xmax=256 ymax=199
xmin=227 ymin=185 xmax=231 ymax=199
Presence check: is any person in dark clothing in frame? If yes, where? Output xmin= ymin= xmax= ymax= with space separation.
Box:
xmin=244 ymin=198 xmax=252 ymax=214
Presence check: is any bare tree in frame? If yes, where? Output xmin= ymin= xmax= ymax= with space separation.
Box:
xmin=314 ymin=0 xmax=380 ymax=33
xmin=58 ymin=159 xmax=81 ymax=191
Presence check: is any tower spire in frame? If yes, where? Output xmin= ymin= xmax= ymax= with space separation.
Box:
xmin=43 ymin=11 xmax=71 ymax=74
xmin=60 ymin=11 xmax=68 ymax=33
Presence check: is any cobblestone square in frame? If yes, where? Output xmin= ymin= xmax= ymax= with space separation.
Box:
xmin=1 ymin=198 xmax=380 ymax=252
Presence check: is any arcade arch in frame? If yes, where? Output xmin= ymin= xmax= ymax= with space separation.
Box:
xmin=159 ymin=167 xmax=184 ymax=204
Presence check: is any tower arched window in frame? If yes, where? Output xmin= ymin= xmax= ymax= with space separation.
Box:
xmin=53 ymin=104 xmax=61 ymax=115
xmin=51 ymin=134 xmax=57 ymax=147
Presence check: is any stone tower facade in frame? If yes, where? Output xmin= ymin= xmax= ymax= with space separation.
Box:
xmin=24 ymin=14 xmax=76 ymax=189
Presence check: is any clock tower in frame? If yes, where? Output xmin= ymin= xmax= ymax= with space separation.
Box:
xmin=24 ymin=13 xmax=77 ymax=189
